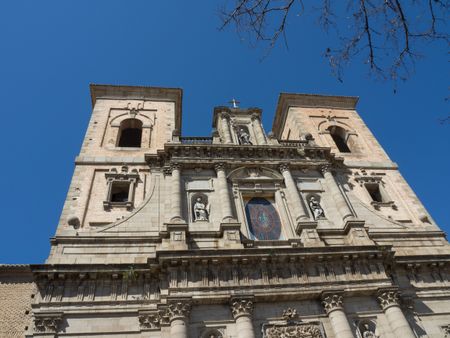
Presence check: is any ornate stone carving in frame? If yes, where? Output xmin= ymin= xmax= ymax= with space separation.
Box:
xmin=34 ymin=313 xmax=63 ymax=333
xmin=320 ymin=165 xmax=331 ymax=175
xmin=201 ymin=328 xmax=224 ymax=338
xmin=230 ymin=297 xmax=254 ymax=319
xmin=278 ymin=163 xmax=290 ymax=173
xmin=377 ymin=289 xmax=399 ymax=310
xmin=167 ymin=300 xmax=191 ymax=321
xmin=309 ymin=196 xmax=325 ymax=220
xmin=356 ymin=320 xmax=379 ymax=338
xmin=264 ymin=324 xmax=323 ymax=338
xmin=321 ymin=293 xmax=344 ymax=314
xmin=237 ymin=127 xmax=252 ymax=145
xmin=214 ymin=162 xmax=226 ymax=172
xmin=139 ymin=311 xmax=162 ymax=330
xmin=193 ymin=196 xmax=209 ymax=221
xmin=282 ymin=308 xmax=298 ymax=321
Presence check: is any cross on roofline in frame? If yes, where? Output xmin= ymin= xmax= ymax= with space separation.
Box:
xmin=229 ymin=98 xmax=240 ymax=108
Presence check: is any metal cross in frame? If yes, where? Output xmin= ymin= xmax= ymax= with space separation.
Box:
xmin=229 ymin=98 xmax=240 ymax=108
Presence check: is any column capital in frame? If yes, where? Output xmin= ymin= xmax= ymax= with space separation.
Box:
xmin=321 ymin=292 xmax=344 ymax=314
xmin=320 ymin=165 xmax=331 ymax=175
xmin=170 ymin=162 xmax=182 ymax=171
xmin=279 ymin=163 xmax=290 ymax=173
xmin=230 ymin=297 xmax=254 ymax=319
xmin=167 ymin=299 xmax=192 ymax=322
xmin=215 ymin=162 xmax=227 ymax=172
xmin=377 ymin=288 xmax=400 ymax=310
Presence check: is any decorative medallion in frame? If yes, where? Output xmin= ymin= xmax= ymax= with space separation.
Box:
xmin=245 ymin=197 xmax=282 ymax=240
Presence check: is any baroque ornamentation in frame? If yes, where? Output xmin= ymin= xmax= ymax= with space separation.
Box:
xmin=230 ymin=297 xmax=254 ymax=319
xmin=34 ymin=313 xmax=63 ymax=333
xmin=139 ymin=311 xmax=162 ymax=330
xmin=214 ymin=162 xmax=227 ymax=172
xmin=282 ymin=308 xmax=298 ymax=320
xmin=309 ymin=196 xmax=325 ymax=220
xmin=377 ymin=290 xmax=399 ymax=310
xmin=321 ymin=293 xmax=344 ymax=314
xmin=278 ymin=163 xmax=290 ymax=173
xmin=167 ymin=300 xmax=191 ymax=321
xmin=265 ymin=324 xmax=323 ymax=338
xmin=193 ymin=196 xmax=209 ymax=222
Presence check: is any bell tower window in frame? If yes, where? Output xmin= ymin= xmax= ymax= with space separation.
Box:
xmin=110 ymin=182 xmax=130 ymax=202
xmin=117 ymin=118 xmax=143 ymax=148
xmin=103 ymin=166 xmax=139 ymax=210
xmin=365 ymin=183 xmax=384 ymax=203
xmin=328 ymin=126 xmax=351 ymax=153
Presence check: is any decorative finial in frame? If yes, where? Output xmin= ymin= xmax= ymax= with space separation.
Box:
xmin=229 ymin=98 xmax=240 ymax=108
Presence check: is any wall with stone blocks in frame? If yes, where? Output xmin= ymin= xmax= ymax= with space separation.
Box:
xmin=0 ymin=267 xmax=35 ymax=338
xmin=280 ymin=107 xmax=391 ymax=163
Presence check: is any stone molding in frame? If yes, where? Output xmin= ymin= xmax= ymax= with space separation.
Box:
xmin=33 ymin=312 xmax=63 ymax=333
xmin=321 ymin=292 xmax=344 ymax=314
xmin=145 ymin=143 xmax=338 ymax=169
xmin=230 ymin=297 xmax=254 ymax=319
xmin=32 ymin=249 xmax=391 ymax=304
xmin=377 ymin=288 xmax=400 ymax=310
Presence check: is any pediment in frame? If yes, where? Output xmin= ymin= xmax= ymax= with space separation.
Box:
xmin=227 ymin=166 xmax=283 ymax=182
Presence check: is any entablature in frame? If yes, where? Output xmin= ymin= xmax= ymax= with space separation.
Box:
xmin=145 ymin=143 xmax=344 ymax=170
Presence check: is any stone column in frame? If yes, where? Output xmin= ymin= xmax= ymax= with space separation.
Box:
xmin=215 ymin=163 xmax=234 ymax=222
xmin=321 ymin=292 xmax=355 ymax=338
xmin=377 ymin=289 xmax=416 ymax=338
xmin=321 ymin=166 xmax=353 ymax=221
xmin=221 ymin=112 xmax=233 ymax=144
xmin=170 ymin=163 xmax=184 ymax=222
xmin=167 ymin=300 xmax=191 ymax=338
xmin=251 ymin=113 xmax=266 ymax=145
xmin=231 ymin=297 xmax=255 ymax=338
xmin=279 ymin=164 xmax=309 ymax=223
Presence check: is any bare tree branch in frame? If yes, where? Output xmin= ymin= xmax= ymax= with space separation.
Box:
xmin=219 ymin=0 xmax=449 ymax=83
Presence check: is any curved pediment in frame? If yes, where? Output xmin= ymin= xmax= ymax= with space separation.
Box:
xmin=227 ymin=166 xmax=283 ymax=182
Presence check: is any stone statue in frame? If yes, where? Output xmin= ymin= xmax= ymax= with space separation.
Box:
xmin=193 ymin=197 xmax=209 ymax=221
xmin=238 ymin=128 xmax=252 ymax=145
xmin=309 ymin=196 xmax=325 ymax=220
xmin=361 ymin=323 xmax=378 ymax=338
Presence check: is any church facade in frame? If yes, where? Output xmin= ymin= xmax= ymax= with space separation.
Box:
xmin=1 ymin=84 xmax=449 ymax=337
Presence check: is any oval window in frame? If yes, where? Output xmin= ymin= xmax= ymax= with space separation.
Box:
xmin=245 ymin=197 xmax=282 ymax=240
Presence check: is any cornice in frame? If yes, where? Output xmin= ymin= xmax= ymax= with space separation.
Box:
xmin=89 ymin=83 xmax=183 ymax=133
xmin=272 ymin=92 xmax=359 ymax=138
xmin=145 ymin=143 xmax=343 ymax=169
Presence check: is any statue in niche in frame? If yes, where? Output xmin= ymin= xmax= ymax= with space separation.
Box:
xmin=360 ymin=323 xmax=378 ymax=338
xmin=238 ymin=127 xmax=252 ymax=145
xmin=193 ymin=196 xmax=209 ymax=222
xmin=309 ymin=196 xmax=325 ymax=220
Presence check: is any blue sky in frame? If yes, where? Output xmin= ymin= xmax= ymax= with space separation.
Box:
xmin=0 ymin=1 xmax=448 ymax=263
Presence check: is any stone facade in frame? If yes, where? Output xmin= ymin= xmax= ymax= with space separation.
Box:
xmin=1 ymin=84 xmax=449 ymax=337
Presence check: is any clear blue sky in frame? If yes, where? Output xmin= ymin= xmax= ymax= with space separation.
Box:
xmin=0 ymin=1 xmax=448 ymax=263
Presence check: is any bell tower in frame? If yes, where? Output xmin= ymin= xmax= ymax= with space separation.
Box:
xmin=1 ymin=85 xmax=448 ymax=338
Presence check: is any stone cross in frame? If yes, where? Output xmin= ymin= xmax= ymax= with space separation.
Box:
xmin=229 ymin=98 xmax=240 ymax=108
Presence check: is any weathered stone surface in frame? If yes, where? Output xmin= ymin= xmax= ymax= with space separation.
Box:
xmin=1 ymin=85 xmax=449 ymax=337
